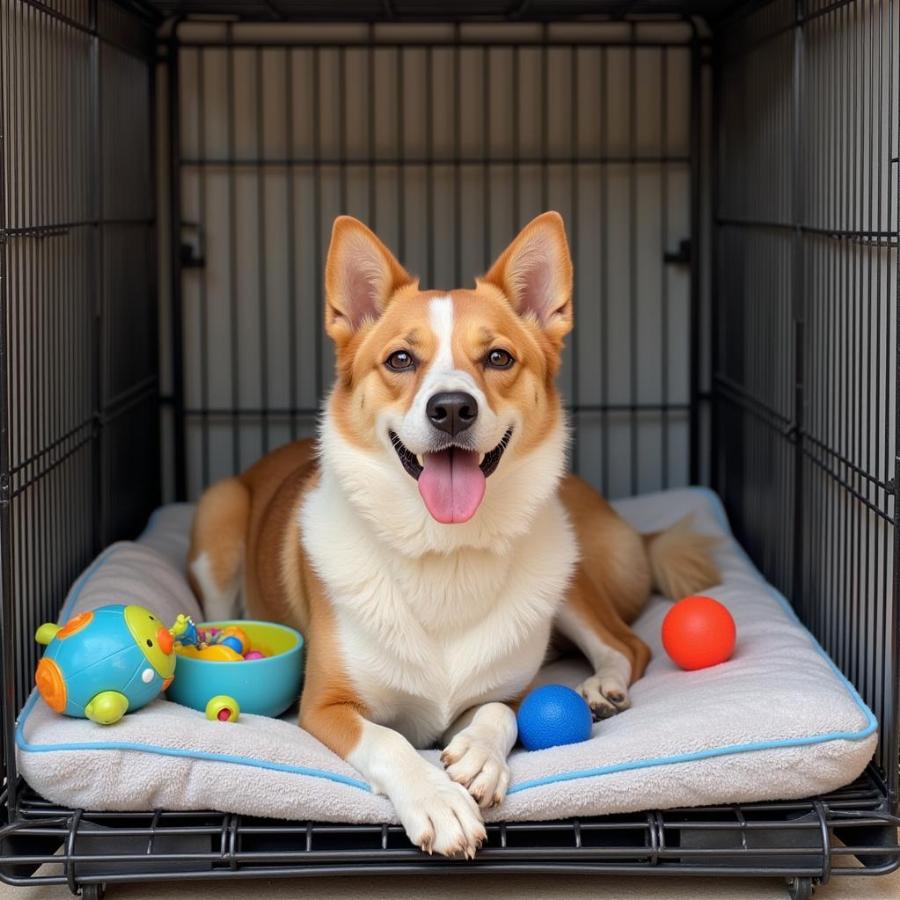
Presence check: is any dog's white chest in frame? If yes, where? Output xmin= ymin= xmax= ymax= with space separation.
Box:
xmin=301 ymin=481 xmax=578 ymax=747
xmin=331 ymin=567 xmax=559 ymax=745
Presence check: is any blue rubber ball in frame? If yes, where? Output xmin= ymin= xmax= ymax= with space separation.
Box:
xmin=516 ymin=684 xmax=593 ymax=751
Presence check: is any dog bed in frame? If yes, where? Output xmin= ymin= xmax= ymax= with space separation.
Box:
xmin=17 ymin=488 xmax=876 ymax=823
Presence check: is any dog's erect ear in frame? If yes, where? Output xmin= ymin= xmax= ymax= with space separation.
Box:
xmin=480 ymin=211 xmax=573 ymax=346
xmin=324 ymin=216 xmax=415 ymax=345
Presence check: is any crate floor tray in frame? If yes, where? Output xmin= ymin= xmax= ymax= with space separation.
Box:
xmin=16 ymin=488 xmax=876 ymax=823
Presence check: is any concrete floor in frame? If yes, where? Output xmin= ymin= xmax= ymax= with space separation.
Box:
xmin=2 ymin=866 xmax=899 ymax=899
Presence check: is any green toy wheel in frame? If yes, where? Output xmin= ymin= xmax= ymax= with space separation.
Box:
xmin=84 ymin=691 xmax=129 ymax=725
xmin=205 ymin=695 xmax=240 ymax=723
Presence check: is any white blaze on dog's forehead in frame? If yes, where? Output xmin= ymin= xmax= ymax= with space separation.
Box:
xmin=416 ymin=295 xmax=479 ymax=399
xmin=390 ymin=293 xmax=502 ymax=453
xmin=428 ymin=296 xmax=455 ymax=372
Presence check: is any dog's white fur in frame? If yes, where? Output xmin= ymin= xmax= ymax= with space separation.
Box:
xmin=300 ymin=405 xmax=576 ymax=851
xmin=302 ymin=415 xmax=577 ymax=744
xmin=295 ymin=291 xmax=578 ymax=847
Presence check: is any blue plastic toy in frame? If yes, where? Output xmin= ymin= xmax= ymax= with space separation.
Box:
xmin=217 ymin=636 xmax=244 ymax=654
xmin=170 ymin=613 xmax=200 ymax=648
xmin=167 ymin=619 xmax=304 ymax=719
xmin=516 ymin=684 xmax=593 ymax=751
xmin=34 ymin=604 xmax=179 ymax=725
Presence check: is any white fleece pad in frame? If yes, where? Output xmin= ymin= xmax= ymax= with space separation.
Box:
xmin=17 ymin=488 xmax=876 ymax=822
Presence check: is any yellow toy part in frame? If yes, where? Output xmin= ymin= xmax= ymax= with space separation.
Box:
xmin=84 ymin=690 xmax=129 ymax=725
xmin=205 ymin=694 xmax=240 ymax=722
xmin=35 ymin=623 xmax=61 ymax=646
xmin=124 ymin=605 xmax=176 ymax=678
xmin=176 ymin=644 xmax=244 ymax=662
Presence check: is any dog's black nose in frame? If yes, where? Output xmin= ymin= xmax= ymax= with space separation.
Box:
xmin=426 ymin=391 xmax=478 ymax=437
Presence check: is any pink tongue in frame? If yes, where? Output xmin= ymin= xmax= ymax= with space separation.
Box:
xmin=418 ymin=448 xmax=486 ymax=524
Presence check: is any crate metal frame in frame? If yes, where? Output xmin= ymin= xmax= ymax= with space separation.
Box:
xmin=1 ymin=0 xmax=899 ymax=897
xmin=1 ymin=769 xmax=899 ymax=898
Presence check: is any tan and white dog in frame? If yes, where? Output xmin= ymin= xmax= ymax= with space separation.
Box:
xmin=188 ymin=211 xmax=719 ymax=858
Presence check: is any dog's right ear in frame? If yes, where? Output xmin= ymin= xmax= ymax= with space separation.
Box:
xmin=324 ymin=216 xmax=415 ymax=347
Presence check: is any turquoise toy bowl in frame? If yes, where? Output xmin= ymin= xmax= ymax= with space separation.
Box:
xmin=166 ymin=620 xmax=304 ymax=718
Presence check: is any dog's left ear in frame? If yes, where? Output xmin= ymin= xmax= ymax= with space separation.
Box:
xmin=480 ymin=211 xmax=573 ymax=347
xmin=325 ymin=216 xmax=415 ymax=347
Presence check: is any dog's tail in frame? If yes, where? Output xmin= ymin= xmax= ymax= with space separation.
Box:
xmin=643 ymin=516 xmax=720 ymax=601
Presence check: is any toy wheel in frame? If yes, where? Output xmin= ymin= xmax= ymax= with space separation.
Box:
xmin=205 ymin=695 xmax=240 ymax=723
xmin=81 ymin=883 xmax=106 ymax=899
xmin=786 ymin=877 xmax=813 ymax=900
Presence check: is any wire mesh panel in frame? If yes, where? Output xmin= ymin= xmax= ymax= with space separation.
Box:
xmin=2 ymin=769 xmax=898 ymax=891
xmin=166 ymin=20 xmax=701 ymax=501
xmin=714 ymin=0 xmax=899 ymax=801
xmin=0 ymin=0 xmax=157 ymax=811
xmin=1 ymin=0 xmax=899 ymax=893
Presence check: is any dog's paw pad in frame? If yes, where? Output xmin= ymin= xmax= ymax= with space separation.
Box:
xmin=394 ymin=767 xmax=486 ymax=858
xmin=578 ymin=674 xmax=631 ymax=722
xmin=441 ymin=733 xmax=511 ymax=809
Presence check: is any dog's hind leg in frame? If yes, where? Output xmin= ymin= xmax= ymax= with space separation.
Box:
xmin=188 ymin=477 xmax=250 ymax=621
xmin=440 ymin=703 xmax=518 ymax=809
xmin=556 ymin=568 xmax=652 ymax=721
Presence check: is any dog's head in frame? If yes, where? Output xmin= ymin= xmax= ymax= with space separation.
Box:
xmin=320 ymin=212 xmax=573 ymax=554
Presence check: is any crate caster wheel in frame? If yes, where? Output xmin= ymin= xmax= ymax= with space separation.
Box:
xmin=81 ymin=884 xmax=106 ymax=900
xmin=787 ymin=877 xmax=813 ymax=900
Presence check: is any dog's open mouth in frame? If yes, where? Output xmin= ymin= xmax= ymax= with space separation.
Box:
xmin=389 ymin=429 xmax=512 ymax=525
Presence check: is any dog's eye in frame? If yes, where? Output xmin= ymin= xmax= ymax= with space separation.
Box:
xmin=385 ymin=350 xmax=416 ymax=371
xmin=486 ymin=349 xmax=515 ymax=370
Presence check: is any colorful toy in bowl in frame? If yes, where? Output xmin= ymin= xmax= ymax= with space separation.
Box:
xmin=171 ymin=619 xmax=259 ymax=661
xmin=177 ymin=643 xmax=244 ymax=662
xmin=34 ymin=604 xmax=179 ymax=725
xmin=167 ymin=619 xmax=304 ymax=719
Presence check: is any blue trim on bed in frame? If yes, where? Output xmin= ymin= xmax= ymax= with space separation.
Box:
xmin=507 ymin=486 xmax=877 ymax=794
xmin=16 ymin=692 xmax=371 ymax=791
xmin=16 ymin=539 xmax=373 ymax=794
xmin=17 ymin=487 xmax=876 ymax=800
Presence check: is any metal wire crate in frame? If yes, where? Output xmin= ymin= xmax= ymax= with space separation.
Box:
xmin=1 ymin=0 xmax=899 ymax=896
xmin=1 ymin=767 xmax=899 ymax=899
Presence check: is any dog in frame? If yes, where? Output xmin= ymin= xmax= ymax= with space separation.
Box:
xmin=188 ymin=211 xmax=720 ymax=857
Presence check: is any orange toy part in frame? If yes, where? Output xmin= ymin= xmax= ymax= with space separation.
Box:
xmin=661 ymin=595 xmax=736 ymax=671
xmin=56 ymin=610 xmax=93 ymax=641
xmin=35 ymin=657 xmax=67 ymax=712
xmin=156 ymin=626 xmax=174 ymax=654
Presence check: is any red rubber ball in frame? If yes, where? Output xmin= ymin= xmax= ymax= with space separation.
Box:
xmin=662 ymin=595 xmax=736 ymax=670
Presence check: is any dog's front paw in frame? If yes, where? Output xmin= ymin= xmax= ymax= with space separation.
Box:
xmin=578 ymin=672 xmax=631 ymax=721
xmin=394 ymin=765 xmax=486 ymax=858
xmin=441 ymin=733 xmax=511 ymax=809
